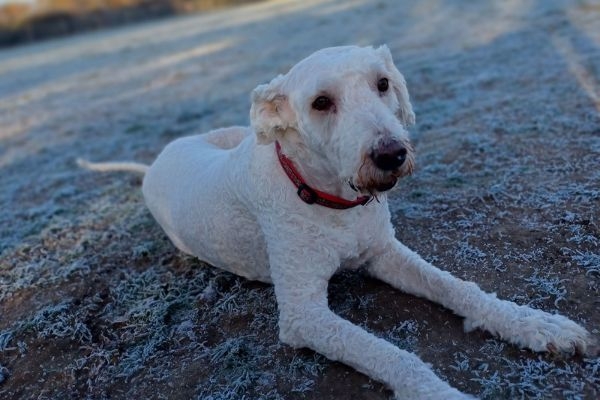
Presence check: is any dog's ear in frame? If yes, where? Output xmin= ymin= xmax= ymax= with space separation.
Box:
xmin=250 ymin=74 xmax=297 ymax=145
xmin=377 ymin=45 xmax=416 ymax=127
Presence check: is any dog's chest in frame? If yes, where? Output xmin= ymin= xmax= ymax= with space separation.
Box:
xmin=321 ymin=207 xmax=388 ymax=269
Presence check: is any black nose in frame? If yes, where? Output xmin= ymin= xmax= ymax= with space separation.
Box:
xmin=370 ymin=140 xmax=407 ymax=170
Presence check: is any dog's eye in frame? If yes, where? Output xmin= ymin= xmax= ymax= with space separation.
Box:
xmin=312 ymin=96 xmax=334 ymax=111
xmin=377 ymin=78 xmax=389 ymax=93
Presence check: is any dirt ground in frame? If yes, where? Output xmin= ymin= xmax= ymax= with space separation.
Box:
xmin=1 ymin=0 xmax=599 ymax=399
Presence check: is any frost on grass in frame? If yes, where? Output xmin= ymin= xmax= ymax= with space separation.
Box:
xmin=467 ymin=341 xmax=600 ymax=399
xmin=563 ymin=249 xmax=600 ymax=276
xmin=471 ymin=355 xmax=600 ymax=400
xmin=1 ymin=300 xmax=96 ymax=351
xmin=385 ymin=320 xmax=420 ymax=352
xmin=0 ymin=332 xmax=12 ymax=352
xmin=198 ymin=335 xmax=271 ymax=399
xmin=28 ymin=301 xmax=93 ymax=343
xmin=520 ymin=269 xmax=568 ymax=310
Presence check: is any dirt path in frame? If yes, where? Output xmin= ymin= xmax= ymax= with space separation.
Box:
xmin=1 ymin=0 xmax=599 ymax=398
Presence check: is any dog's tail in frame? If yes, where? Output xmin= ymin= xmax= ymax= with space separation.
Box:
xmin=77 ymin=158 xmax=150 ymax=174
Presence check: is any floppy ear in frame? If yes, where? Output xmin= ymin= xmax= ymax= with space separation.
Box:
xmin=377 ymin=45 xmax=416 ymax=126
xmin=250 ymin=74 xmax=297 ymax=145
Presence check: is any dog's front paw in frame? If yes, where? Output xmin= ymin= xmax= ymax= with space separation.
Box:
xmin=466 ymin=303 xmax=598 ymax=356
xmin=517 ymin=309 xmax=597 ymax=356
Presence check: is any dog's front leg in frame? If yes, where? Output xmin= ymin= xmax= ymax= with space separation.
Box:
xmin=269 ymin=249 xmax=473 ymax=400
xmin=368 ymin=239 xmax=597 ymax=356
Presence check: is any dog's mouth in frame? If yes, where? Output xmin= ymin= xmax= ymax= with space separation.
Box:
xmin=348 ymin=175 xmax=398 ymax=194
xmin=349 ymin=145 xmax=414 ymax=195
xmin=374 ymin=177 xmax=398 ymax=192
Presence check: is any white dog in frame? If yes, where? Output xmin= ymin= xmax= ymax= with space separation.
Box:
xmin=79 ymin=45 xmax=596 ymax=399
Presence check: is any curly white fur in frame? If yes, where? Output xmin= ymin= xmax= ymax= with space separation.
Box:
xmin=80 ymin=45 xmax=596 ymax=400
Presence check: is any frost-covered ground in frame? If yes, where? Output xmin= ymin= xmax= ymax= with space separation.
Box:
xmin=1 ymin=0 xmax=600 ymax=398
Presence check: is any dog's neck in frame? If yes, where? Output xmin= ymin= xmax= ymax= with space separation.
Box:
xmin=276 ymin=138 xmax=358 ymax=200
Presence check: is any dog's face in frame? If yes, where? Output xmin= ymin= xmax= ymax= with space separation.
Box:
xmin=251 ymin=45 xmax=415 ymax=195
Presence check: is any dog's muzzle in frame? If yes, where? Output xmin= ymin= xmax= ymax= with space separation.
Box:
xmin=354 ymin=137 xmax=414 ymax=194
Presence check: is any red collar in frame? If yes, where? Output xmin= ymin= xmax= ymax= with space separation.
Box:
xmin=275 ymin=141 xmax=371 ymax=209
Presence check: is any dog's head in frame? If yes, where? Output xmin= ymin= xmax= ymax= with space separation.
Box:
xmin=250 ymin=45 xmax=415 ymax=195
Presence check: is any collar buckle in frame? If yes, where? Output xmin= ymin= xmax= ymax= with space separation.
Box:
xmin=297 ymin=183 xmax=317 ymax=204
